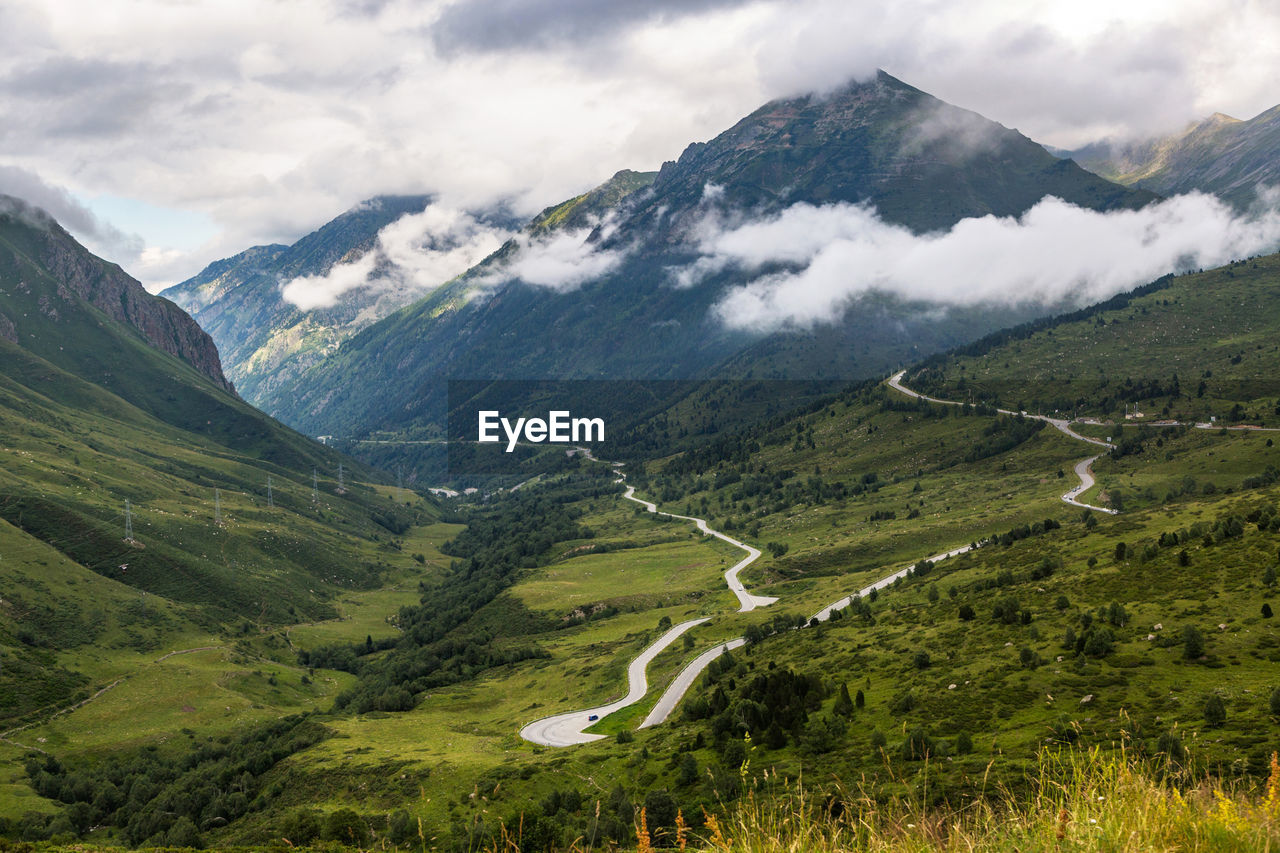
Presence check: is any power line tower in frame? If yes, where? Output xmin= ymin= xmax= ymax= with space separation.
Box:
xmin=337 ymin=462 xmax=346 ymax=493
xmin=396 ymin=465 xmax=404 ymax=500
xmin=312 ymin=468 xmax=319 ymax=504
xmin=267 ymin=475 xmax=274 ymax=508
xmin=214 ymin=488 xmax=223 ymax=526
xmin=124 ymin=499 xmax=133 ymax=542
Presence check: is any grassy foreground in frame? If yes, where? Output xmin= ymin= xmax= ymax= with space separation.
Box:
xmin=679 ymin=749 xmax=1280 ymax=853
xmin=2 ymin=749 xmax=1277 ymax=851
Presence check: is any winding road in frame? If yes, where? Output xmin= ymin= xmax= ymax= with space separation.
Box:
xmin=519 ymin=617 xmax=710 ymax=746
xmin=620 ymin=484 xmax=778 ymax=612
xmin=887 ymin=371 xmax=1118 ymax=514
xmin=523 ymin=371 xmax=1122 ymax=745
xmin=519 ymin=456 xmax=775 ymax=746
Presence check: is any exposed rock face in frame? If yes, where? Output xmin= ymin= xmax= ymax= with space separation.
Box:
xmin=0 ymin=195 xmax=234 ymax=393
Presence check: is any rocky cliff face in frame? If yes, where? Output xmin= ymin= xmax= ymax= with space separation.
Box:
xmin=0 ymin=195 xmax=234 ymax=393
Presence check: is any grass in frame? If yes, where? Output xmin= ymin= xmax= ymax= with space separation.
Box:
xmin=910 ymin=253 xmax=1280 ymax=424
xmin=680 ymin=748 xmax=1280 ymax=853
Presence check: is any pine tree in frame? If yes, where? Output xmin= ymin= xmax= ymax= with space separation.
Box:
xmin=833 ymin=683 xmax=854 ymax=716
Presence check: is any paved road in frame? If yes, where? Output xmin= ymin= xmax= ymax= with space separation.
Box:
xmin=519 ymin=617 xmax=709 ymax=746
xmin=520 ymin=451 xmax=778 ymax=746
xmin=888 ymin=371 xmax=1117 ymax=514
xmin=641 ymin=637 xmax=745 ymax=727
xmin=620 ymin=485 xmax=777 ymax=612
xmin=531 ymin=375 xmax=1134 ymax=744
xmin=641 ymin=540 xmax=980 ymax=726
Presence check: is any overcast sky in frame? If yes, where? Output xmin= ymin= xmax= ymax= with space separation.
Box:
xmin=1 ymin=0 xmax=1277 ymax=290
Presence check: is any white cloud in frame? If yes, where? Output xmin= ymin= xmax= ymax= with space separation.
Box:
xmin=280 ymin=203 xmax=511 ymax=311
xmin=702 ymin=192 xmax=1280 ymax=331
xmin=1 ymin=0 xmax=1279 ymax=285
xmin=484 ymin=226 xmax=627 ymax=293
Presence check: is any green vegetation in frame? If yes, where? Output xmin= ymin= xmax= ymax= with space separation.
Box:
xmin=7 ymin=192 xmax=1280 ymax=851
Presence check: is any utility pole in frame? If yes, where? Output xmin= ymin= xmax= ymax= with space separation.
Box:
xmin=124 ymin=499 xmax=133 ymax=542
xmin=267 ymin=475 xmax=274 ymax=508
xmin=214 ymin=488 xmax=223 ymax=526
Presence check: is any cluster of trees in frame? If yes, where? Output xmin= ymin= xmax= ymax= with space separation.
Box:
xmin=962 ymin=415 xmax=1046 ymax=463
xmin=301 ymin=476 xmax=603 ymax=713
xmin=15 ymin=715 xmax=326 ymax=846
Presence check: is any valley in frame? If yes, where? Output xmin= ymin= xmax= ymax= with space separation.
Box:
xmin=2 ymin=26 xmax=1280 ymax=849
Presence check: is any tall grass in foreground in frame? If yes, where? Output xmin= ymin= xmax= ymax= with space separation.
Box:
xmin=686 ymin=748 xmax=1280 ymax=853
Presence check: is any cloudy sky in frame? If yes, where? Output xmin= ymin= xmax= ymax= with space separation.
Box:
xmin=1 ymin=0 xmax=1277 ymax=291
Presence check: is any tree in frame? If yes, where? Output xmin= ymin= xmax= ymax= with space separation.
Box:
xmin=323 ymin=809 xmax=368 ymax=846
xmin=1106 ymin=600 xmax=1128 ymax=627
xmin=958 ymin=604 xmax=975 ymax=621
xmin=643 ymin=790 xmax=677 ymax=847
xmin=954 ymin=730 xmax=973 ymax=755
xmin=854 ymin=689 xmax=865 ymax=709
xmin=1019 ymin=646 xmax=1039 ymax=668
xmin=1263 ymin=603 xmax=1274 ymax=619
xmin=677 ymin=753 xmax=699 ymax=786
xmin=913 ymin=650 xmax=931 ymax=669
xmin=1182 ymin=625 xmax=1205 ymax=660
xmin=281 ymin=810 xmax=321 ymax=845
xmin=869 ymin=729 xmax=887 ymax=750
xmin=1269 ymin=686 xmax=1280 ymax=717
xmin=1204 ymin=694 xmax=1227 ymax=728
xmin=165 ymin=817 xmax=202 ymax=848
xmin=900 ymin=728 xmax=935 ymax=761
xmin=833 ymin=683 xmax=854 ymax=716
xmin=1157 ymin=730 xmax=1185 ymax=763
xmin=1083 ymin=626 xmax=1114 ymax=658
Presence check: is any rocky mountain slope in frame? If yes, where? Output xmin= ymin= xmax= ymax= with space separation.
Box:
xmin=1 ymin=195 xmax=232 ymax=393
xmin=162 ymin=195 xmax=517 ymax=413
xmin=1067 ymin=103 xmax=1280 ymax=209
xmin=255 ymin=72 xmax=1153 ymax=460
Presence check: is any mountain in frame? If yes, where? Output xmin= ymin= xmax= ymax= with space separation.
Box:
xmin=0 ymin=197 xmax=437 ymax=722
xmin=1066 ymin=104 xmax=1280 ymax=209
xmin=0 ymin=195 xmax=232 ymax=393
xmin=162 ymin=195 xmax=517 ymax=415
xmin=241 ymin=72 xmax=1152 ymax=478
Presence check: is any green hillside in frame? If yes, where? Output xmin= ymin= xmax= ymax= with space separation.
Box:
xmin=0 ymin=201 xmax=447 ymax=830
xmin=905 ymin=252 xmax=1280 ymax=425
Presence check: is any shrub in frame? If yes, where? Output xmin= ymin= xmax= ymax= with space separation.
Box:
xmin=1204 ymin=694 xmax=1227 ymax=728
xmin=1182 ymin=625 xmax=1205 ymax=660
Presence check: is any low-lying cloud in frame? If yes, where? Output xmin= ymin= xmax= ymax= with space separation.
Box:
xmin=281 ymin=204 xmax=511 ymax=311
xmin=481 ymin=221 xmax=628 ymax=293
xmin=0 ymin=165 xmax=144 ymax=261
xmin=693 ymin=192 xmax=1280 ymax=332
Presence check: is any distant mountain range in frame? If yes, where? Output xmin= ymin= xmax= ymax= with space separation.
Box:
xmin=170 ymin=71 xmax=1155 ymax=480
xmin=162 ymin=195 xmax=519 ymax=416
xmin=1064 ymin=103 xmax=1280 ymax=210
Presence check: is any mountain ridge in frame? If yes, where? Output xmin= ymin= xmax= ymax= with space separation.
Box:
xmin=1066 ymin=100 xmax=1280 ymax=209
